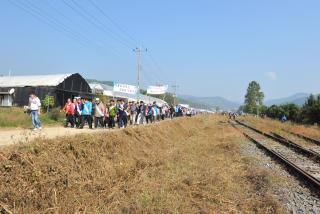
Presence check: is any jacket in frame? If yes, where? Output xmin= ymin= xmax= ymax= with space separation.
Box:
xmin=82 ymin=101 xmax=92 ymax=115
xmin=64 ymin=102 xmax=75 ymax=115
xmin=94 ymin=102 xmax=105 ymax=117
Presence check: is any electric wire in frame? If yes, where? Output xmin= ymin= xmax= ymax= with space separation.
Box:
xmin=8 ymin=0 xmax=90 ymax=47
xmin=87 ymin=0 xmax=140 ymax=46
xmin=62 ymin=0 xmax=133 ymax=49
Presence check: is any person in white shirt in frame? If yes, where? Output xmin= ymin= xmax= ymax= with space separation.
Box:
xmin=28 ymin=93 xmax=42 ymax=131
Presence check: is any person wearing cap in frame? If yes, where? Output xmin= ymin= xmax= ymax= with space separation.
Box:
xmin=94 ymin=98 xmax=105 ymax=128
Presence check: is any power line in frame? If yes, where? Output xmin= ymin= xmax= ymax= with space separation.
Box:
xmin=65 ymin=0 xmax=167 ymax=87
xmin=140 ymin=67 xmax=154 ymax=87
xmin=9 ymin=0 xmax=168 ymax=88
xmin=62 ymin=0 xmax=133 ymax=49
xmin=9 ymin=0 xmax=136 ymax=72
xmin=147 ymin=52 xmax=164 ymax=73
xmin=86 ymin=0 xmax=168 ymax=85
xmin=87 ymin=0 xmax=139 ymax=46
xmin=8 ymin=0 xmax=90 ymax=47
xmin=47 ymin=0 xmax=132 ymax=63
xmin=142 ymin=53 xmax=165 ymax=84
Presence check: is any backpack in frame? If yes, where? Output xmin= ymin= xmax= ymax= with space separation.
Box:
xmin=109 ymin=106 xmax=117 ymax=117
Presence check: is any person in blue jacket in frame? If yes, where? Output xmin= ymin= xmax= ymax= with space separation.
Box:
xmin=80 ymin=98 xmax=93 ymax=129
xmin=281 ymin=115 xmax=287 ymax=123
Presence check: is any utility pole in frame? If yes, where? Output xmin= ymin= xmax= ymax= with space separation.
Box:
xmin=172 ymin=83 xmax=179 ymax=107
xmin=133 ymin=47 xmax=147 ymax=101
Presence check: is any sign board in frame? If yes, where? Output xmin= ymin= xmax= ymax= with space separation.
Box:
xmin=147 ymin=85 xmax=168 ymax=95
xmin=113 ymin=83 xmax=138 ymax=94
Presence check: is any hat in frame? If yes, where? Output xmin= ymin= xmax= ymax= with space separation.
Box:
xmin=128 ymin=98 xmax=136 ymax=102
xmin=95 ymin=98 xmax=100 ymax=101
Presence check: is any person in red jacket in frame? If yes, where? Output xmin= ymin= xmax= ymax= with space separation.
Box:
xmin=63 ymin=98 xmax=75 ymax=128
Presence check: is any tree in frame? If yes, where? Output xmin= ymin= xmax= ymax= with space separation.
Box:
xmin=244 ymin=81 xmax=265 ymax=114
xmin=266 ymin=105 xmax=283 ymax=119
xmin=281 ymin=103 xmax=300 ymax=121
xmin=43 ymin=95 xmax=55 ymax=113
xmin=300 ymin=94 xmax=320 ymax=124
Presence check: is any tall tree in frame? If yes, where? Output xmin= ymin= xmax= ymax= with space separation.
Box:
xmin=300 ymin=94 xmax=320 ymax=124
xmin=244 ymin=81 xmax=264 ymax=114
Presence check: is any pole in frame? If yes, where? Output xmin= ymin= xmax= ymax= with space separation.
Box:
xmin=133 ymin=47 xmax=141 ymax=101
xmin=172 ymin=83 xmax=179 ymax=107
xmin=133 ymin=47 xmax=146 ymax=101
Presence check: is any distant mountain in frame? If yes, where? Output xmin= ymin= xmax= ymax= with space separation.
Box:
xmin=265 ymin=93 xmax=310 ymax=106
xmin=179 ymin=94 xmax=240 ymax=110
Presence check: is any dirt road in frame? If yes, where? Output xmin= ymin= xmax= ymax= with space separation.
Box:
xmin=0 ymin=127 xmax=106 ymax=146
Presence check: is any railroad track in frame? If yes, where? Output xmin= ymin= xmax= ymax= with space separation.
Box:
xmin=231 ymin=120 xmax=320 ymax=191
xmin=284 ymin=130 xmax=320 ymax=146
xmin=272 ymin=131 xmax=320 ymax=155
xmin=235 ymin=120 xmax=320 ymax=162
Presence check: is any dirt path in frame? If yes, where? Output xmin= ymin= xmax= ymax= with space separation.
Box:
xmin=0 ymin=127 xmax=106 ymax=146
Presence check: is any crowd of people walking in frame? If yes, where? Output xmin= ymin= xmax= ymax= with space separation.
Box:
xmin=62 ymin=97 xmax=193 ymax=129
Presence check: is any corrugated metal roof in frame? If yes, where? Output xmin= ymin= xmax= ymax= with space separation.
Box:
xmin=0 ymin=73 xmax=73 ymax=87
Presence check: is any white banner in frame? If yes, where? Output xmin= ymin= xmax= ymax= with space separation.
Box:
xmin=147 ymin=85 xmax=168 ymax=95
xmin=113 ymin=83 xmax=138 ymax=94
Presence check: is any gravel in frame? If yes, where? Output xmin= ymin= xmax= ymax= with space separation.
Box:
xmin=241 ymin=139 xmax=320 ymax=214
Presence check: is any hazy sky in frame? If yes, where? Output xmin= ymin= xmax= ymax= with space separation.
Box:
xmin=0 ymin=0 xmax=319 ymax=102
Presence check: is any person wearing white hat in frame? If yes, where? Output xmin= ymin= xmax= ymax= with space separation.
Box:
xmin=94 ymin=97 xmax=105 ymax=128
xmin=129 ymin=100 xmax=138 ymax=125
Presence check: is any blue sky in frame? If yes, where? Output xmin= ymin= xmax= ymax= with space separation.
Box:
xmin=0 ymin=0 xmax=319 ymax=102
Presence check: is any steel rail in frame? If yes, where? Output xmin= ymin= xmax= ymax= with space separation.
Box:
xmin=230 ymin=121 xmax=320 ymax=190
xmin=285 ymin=130 xmax=320 ymax=146
xmin=235 ymin=120 xmax=320 ymax=162
xmin=243 ymin=132 xmax=320 ymax=189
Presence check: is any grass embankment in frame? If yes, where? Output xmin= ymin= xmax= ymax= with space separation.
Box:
xmin=0 ymin=107 xmax=64 ymax=128
xmin=239 ymin=116 xmax=320 ymax=139
xmin=0 ymin=116 xmax=283 ymax=213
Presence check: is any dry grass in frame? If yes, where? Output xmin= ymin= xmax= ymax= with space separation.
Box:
xmin=239 ymin=116 xmax=320 ymax=139
xmin=0 ymin=115 xmax=283 ymax=213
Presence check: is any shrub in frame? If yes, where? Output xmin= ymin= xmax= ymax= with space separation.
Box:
xmin=48 ymin=108 xmax=63 ymax=121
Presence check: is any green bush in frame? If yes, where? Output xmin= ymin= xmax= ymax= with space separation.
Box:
xmin=47 ymin=108 xmax=64 ymax=122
